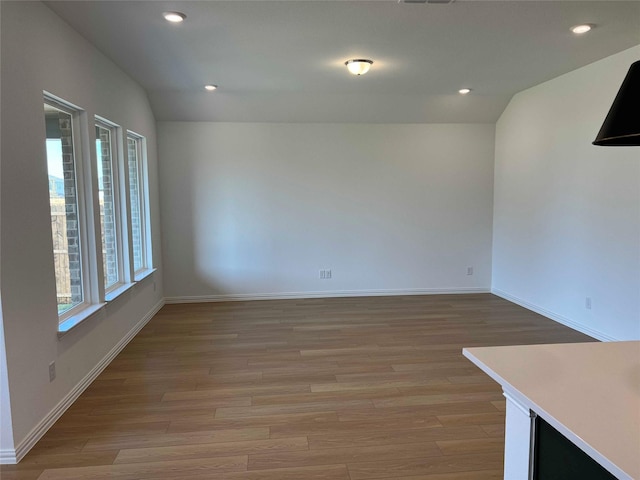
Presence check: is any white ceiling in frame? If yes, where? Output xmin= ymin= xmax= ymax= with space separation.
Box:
xmin=45 ymin=0 xmax=640 ymax=123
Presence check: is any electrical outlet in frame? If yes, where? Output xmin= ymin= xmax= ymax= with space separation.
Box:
xmin=48 ymin=361 xmax=56 ymax=382
xmin=467 ymin=266 xmax=474 ymax=276
xmin=319 ymin=269 xmax=332 ymax=279
xmin=585 ymin=297 xmax=592 ymax=310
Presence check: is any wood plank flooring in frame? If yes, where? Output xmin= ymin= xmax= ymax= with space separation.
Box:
xmin=1 ymin=294 xmax=595 ymax=479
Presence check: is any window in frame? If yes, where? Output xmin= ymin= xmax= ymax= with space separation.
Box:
xmin=44 ymin=95 xmax=154 ymax=330
xmin=127 ymin=133 xmax=151 ymax=275
xmin=44 ymin=99 xmax=90 ymax=318
xmin=95 ymin=120 xmax=122 ymax=292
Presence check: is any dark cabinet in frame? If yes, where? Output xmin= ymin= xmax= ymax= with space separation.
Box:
xmin=533 ymin=417 xmax=617 ymax=480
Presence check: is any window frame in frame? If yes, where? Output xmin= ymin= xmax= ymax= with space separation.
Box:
xmin=126 ymin=131 xmax=153 ymax=280
xmin=44 ymin=94 xmax=156 ymax=335
xmin=94 ymin=117 xmax=126 ymax=296
xmin=44 ymin=94 xmax=97 ymax=325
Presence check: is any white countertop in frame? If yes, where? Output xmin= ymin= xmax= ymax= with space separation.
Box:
xmin=463 ymin=341 xmax=640 ymax=480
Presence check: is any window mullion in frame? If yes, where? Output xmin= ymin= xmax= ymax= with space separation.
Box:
xmin=78 ymin=110 xmax=102 ymax=306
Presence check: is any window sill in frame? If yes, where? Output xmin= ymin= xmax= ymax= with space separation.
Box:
xmin=134 ymin=267 xmax=156 ymax=283
xmin=105 ymin=282 xmax=135 ymax=302
xmin=58 ymin=303 xmax=105 ymax=337
xmin=56 ymin=270 xmax=156 ymax=338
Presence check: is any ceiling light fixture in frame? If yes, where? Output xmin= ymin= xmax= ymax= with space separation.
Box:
xmin=204 ymin=84 xmax=218 ymax=91
xmin=163 ymin=11 xmax=186 ymax=23
xmin=459 ymin=88 xmax=471 ymax=95
xmin=571 ymin=24 xmax=592 ymax=34
xmin=345 ymin=59 xmax=373 ymax=76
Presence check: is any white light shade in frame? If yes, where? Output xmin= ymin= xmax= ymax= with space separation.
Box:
xmin=571 ymin=24 xmax=592 ymax=34
xmin=458 ymin=88 xmax=472 ymax=95
xmin=163 ymin=11 xmax=186 ymax=23
xmin=345 ymin=59 xmax=373 ymax=76
xmin=205 ymin=84 xmax=218 ymax=91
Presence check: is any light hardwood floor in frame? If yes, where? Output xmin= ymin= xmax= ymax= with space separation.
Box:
xmin=1 ymin=294 xmax=595 ymax=479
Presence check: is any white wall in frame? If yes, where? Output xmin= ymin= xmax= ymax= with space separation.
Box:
xmin=158 ymin=122 xmax=495 ymax=300
xmin=493 ymin=46 xmax=640 ymax=341
xmin=0 ymin=1 xmax=163 ymax=458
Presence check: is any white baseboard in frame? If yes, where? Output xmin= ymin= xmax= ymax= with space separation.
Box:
xmin=491 ymin=288 xmax=618 ymax=342
xmin=0 ymin=449 xmax=17 ymax=464
xmin=5 ymin=298 xmax=165 ymax=464
xmin=165 ymin=287 xmax=491 ymax=304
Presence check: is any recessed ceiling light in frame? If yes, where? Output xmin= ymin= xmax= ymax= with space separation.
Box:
xmin=571 ymin=24 xmax=593 ymax=34
xmin=345 ymin=59 xmax=373 ymax=76
xmin=204 ymin=84 xmax=218 ymax=91
xmin=458 ymin=88 xmax=472 ymax=95
xmin=163 ymin=11 xmax=186 ymax=23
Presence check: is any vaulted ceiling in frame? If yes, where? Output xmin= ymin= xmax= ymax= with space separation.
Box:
xmin=46 ymin=1 xmax=640 ymax=123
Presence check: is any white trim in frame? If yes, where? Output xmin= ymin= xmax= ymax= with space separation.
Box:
xmin=104 ymin=282 xmax=135 ymax=303
xmin=134 ymin=267 xmax=156 ymax=283
xmin=491 ymin=288 xmax=618 ymax=342
xmin=503 ymin=390 xmax=536 ymax=480
xmin=503 ymin=388 xmax=533 ymax=417
xmin=0 ymin=449 xmax=17 ymax=464
xmin=165 ymin=287 xmax=490 ymax=304
xmin=58 ymin=303 xmax=105 ymax=336
xmin=4 ymin=299 xmax=164 ymax=464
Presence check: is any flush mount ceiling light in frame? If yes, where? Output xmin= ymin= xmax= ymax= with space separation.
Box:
xmin=163 ymin=11 xmax=186 ymax=23
xmin=571 ymin=24 xmax=593 ymax=34
xmin=458 ymin=88 xmax=472 ymax=95
xmin=204 ymin=84 xmax=218 ymax=91
xmin=345 ymin=59 xmax=373 ymax=76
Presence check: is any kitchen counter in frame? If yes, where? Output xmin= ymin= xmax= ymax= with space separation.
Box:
xmin=463 ymin=341 xmax=640 ymax=479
